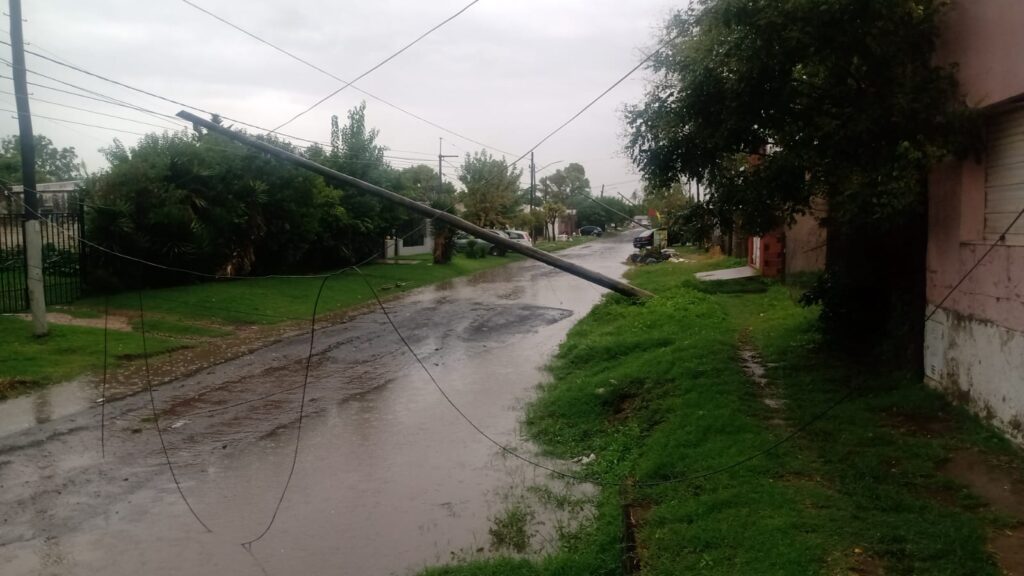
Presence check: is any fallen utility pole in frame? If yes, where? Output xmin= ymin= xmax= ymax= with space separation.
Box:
xmin=178 ymin=111 xmax=653 ymax=299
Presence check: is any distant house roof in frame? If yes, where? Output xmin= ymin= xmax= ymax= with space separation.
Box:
xmin=10 ymin=181 xmax=83 ymax=193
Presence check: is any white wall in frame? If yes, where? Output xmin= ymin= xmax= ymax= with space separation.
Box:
xmin=925 ymin=306 xmax=1024 ymax=445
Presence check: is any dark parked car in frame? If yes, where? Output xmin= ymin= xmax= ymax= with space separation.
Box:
xmin=453 ymin=231 xmax=507 ymax=256
xmin=579 ymin=225 xmax=603 ymax=237
xmin=632 ymin=229 xmax=654 ymax=249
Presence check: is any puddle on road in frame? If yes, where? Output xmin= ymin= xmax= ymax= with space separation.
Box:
xmin=0 ymin=237 xmax=634 ymax=575
xmin=0 ymin=377 xmax=98 ymax=437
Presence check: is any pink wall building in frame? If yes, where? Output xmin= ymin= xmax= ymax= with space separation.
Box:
xmin=926 ymin=0 xmax=1024 ymax=443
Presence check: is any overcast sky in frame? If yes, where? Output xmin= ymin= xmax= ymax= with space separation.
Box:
xmin=2 ymin=0 xmax=680 ymax=197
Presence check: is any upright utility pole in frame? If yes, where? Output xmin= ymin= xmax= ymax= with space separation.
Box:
xmin=529 ymin=151 xmax=536 ymax=213
xmin=10 ymin=0 xmax=47 ymax=336
xmin=436 ymin=137 xmax=457 ymax=202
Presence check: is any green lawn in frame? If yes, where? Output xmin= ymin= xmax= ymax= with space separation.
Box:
xmin=75 ymin=252 xmax=525 ymax=326
xmin=424 ymin=253 xmax=1023 ymax=575
xmin=0 ymin=315 xmax=182 ymax=398
xmin=0 ymin=237 xmax=607 ymax=393
xmin=0 ymin=252 xmax=524 ymax=393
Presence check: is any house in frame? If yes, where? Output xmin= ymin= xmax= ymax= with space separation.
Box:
xmin=2 ymin=181 xmax=83 ymax=214
xmin=383 ymin=217 xmax=434 ymax=258
xmin=925 ymin=0 xmax=1024 ymax=444
xmin=747 ymin=198 xmax=827 ymax=279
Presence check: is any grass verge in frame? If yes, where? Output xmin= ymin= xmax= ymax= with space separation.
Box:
xmin=423 ymin=253 xmax=1023 ymax=575
xmin=0 ymin=315 xmax=182 ymax=399
xmin=0 ymin=252 xmax=526 ymax=393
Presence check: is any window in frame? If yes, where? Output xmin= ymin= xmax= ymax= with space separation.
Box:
xmin=985 ymin=106 xmax=1024 ymax=245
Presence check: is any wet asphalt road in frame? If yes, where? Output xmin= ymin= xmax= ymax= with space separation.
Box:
xmin=0 ymin=233 xmax=635 ymax=575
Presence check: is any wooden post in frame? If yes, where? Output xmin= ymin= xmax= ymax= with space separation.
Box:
xmin=178 ymin=111 xmax=653 ymax=299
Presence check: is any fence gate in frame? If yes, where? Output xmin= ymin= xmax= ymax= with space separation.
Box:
xmin=0 ymin=208 xmax=84 ymax=313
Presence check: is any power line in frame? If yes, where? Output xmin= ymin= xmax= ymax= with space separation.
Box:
xmin=241 ymin=273 xmax=328 ymax=548
xmin=268 ymin=0 xmax=484 ymax=132
xmin=0 ymin=69 xmax=186 ymax=130
xmin=510 ymin=29 xmax=684 ymax=166
xmin=0 ymin=42 xmax=330 ymax=150
xmin=137 ymin=290 xmax=213 ymax=533
xmin=356 ymin=264 xmax=855 ymax=487
xmin=0 ymin=107 xmax=149 ymax=136
xmin=176 ymin=0 xmax=512 ymax=156
xmin=925 ymin=204 xmax=1024 ymax=323
xmin=1 ymin=90 xmax=178 ymax=130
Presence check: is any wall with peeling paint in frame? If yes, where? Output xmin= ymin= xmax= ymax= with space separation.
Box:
xmin=926 ymin=0 xmax=1024 ymax=444
xmin=925 ymin=308 xmax=1024 ymax=445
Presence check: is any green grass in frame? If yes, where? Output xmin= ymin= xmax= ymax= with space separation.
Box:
xmin=0 ymin=253 xmax=525 ymax=392
xmin=0 ymin=315 xmax=182 ymax=397
xmin=73 ymin=253 xmax=524 ymax=326
xmin=424 ymin=255 xmax=1022 ymax=575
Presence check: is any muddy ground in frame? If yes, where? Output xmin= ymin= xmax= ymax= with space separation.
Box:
xmin=0 ymin=234 xmax=635 ymax=575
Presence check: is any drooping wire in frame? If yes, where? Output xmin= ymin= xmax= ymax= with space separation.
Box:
xmin=101 ymin=295 xmax=109 ymax=459
xmin=137 ymin=290 xmax=212 ymax=532
xmin=1 ymin=107 xmax=148 ymax=136
xmin=0 ymin=89 xmax=179 ymax=130
xmin=270 ymin=0 xmax=484 ymax=132
xmin=0 ymin=67 xmax=186 ymax=130
xmin=924 ymin=203 xmax=1024 ymax=323
xmin=352 ymin=265 xmax=853 ymax=488
xmin=241 ymin=273 xmax=331 ymax=548
xmin=176 ymin=0 xmax=513 ymax=157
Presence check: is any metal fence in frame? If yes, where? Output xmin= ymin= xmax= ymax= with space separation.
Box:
xmin=0 ymin=207 xmax=83 ymax=313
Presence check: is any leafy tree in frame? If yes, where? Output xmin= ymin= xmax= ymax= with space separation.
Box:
xmin=624 ymin=0 xmax=972 ymax=362
xmin=539 ymin=163 xmax=590 ymax=238
xmin=85 ymin=131 xmax=330 ymax=285
xmin=574 ymin=195 xmax=634 ymax=231
xmin=457 ymin=150 xmax=523 ymax=227
xmin=0 ymin=134 xmax=86 ymax=184
xmin=306 ymin=103 xmax=422 ymax=264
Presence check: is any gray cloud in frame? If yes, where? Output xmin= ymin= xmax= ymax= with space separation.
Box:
xmin=3 ymin=0 xmax=680 ymax=193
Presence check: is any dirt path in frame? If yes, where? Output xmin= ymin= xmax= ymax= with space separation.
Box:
xmin=943 ymin=450 xmax=1024 ymax=575
xmin=14 ymin=311 xmax=133 ymax=331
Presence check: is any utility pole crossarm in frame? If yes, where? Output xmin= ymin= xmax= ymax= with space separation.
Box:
xmin=178 ymin=111 xmax=653 ymax=299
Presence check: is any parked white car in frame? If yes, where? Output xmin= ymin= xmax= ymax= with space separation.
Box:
xmin=503 ymin=229 xmax=533 ymax=246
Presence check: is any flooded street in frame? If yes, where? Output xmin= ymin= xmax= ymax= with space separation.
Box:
xmin=0 ymin=234 xmax=634 ymax=575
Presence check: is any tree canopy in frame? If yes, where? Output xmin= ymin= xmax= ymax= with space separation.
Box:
xmin=624 ymin=0 xmax=972 ymax=361
xmin=82 ymin=102 xmax=450 ymax=286
xmin=0 ymin=134 xmax=86 ymax=184
xmin=457 ymin=150 xmax=523 ymax=228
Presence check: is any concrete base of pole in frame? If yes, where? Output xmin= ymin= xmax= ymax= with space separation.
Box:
xmin=24 ymin=219 xmax=48 ymax=336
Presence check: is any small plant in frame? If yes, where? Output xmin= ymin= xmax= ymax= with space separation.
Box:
xmin=488 ymin=503 xmax=535 ymax=554
xmin=472 ymin=243 xmax=489 ymax=259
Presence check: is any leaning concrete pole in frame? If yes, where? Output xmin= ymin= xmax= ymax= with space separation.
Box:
xmin=10 ymin=0 xmax=47 ymax=336
xmin=177 ymin=111 xmax=653 ymax=299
